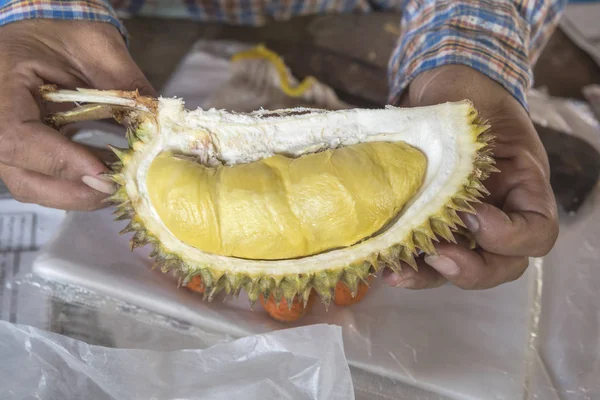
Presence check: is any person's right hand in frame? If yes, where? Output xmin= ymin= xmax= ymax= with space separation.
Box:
xmin=0 ymin=20 xmax=155 ymax=210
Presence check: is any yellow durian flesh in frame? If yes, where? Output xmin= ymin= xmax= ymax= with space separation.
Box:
xmin=146 ymin=141 xmax=427 ymax=260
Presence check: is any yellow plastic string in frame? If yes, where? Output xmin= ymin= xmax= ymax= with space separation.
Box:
xmin=230 ymin=44 xmax=316 ymax=98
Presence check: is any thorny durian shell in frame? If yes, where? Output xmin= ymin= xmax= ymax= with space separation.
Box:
xmin=41 ymin=85 xmax=495 ymax=308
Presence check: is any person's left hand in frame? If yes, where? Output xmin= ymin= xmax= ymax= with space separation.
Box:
xmin=383 ymin=65 xmax=559 ymax=290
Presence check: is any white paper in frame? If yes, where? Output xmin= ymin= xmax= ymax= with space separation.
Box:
xmin=0 ymin=320 xmax=353 ymax=400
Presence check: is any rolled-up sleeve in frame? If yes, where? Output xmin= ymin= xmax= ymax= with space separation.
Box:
xmin=387 ymin=0 xmax=568 ymax=110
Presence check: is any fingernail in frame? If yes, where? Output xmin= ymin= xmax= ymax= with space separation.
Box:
xmin=82 ymin=175 xmax=116 ymax=194
xmin=383 ymin=271 xmax=416 ymax=288
xmin=461 ymin=213 xmax=480 ymax=233
xmin=424 ymin=255 xmax=459 ymax=277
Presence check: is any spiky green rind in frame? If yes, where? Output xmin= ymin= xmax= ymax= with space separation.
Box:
xmin=104 ymin=108 xmax=495 ymax=307
xmin=41 ymin=86 xmax=495 ymax=307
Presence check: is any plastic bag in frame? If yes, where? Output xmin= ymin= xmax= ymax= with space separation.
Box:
xmin=0 ymin=321 xmax=353 ymax=400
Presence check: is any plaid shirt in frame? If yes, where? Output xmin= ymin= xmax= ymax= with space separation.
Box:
xmin=0 ymin=0 xmax=567 ymax=110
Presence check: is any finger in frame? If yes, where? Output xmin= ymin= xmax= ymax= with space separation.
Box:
xmin=479 ymin=147 xmax=550 ymax=208
xmin=2 ymin=56 xmax=91 ymax=119
xmin=461 ymin=146 xmax=558 ymax=257
xmin=424 ymin=242 xmax=529 ymax=290
xmin=382 ymin=260 xmax=447 ymax=289
xmin=0 ymin=119 xmax=109 ymax=181
xmin=86 ymin=145 xmax=119 ymax=164
xmin=0 ymin=62 xmax=108 ymax=181
xmin=477 ymin=158 xmax=514 ymax=207
xmin=461 ymin=191 xmax=558 ymax=258
xmin=0 ymin=162 xmax=113 ymax=211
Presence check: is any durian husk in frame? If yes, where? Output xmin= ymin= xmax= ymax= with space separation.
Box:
xmin=40 ymin=78 xmax=495 ymax=310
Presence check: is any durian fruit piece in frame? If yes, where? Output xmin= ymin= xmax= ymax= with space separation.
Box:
xmin=41 ymin=85 xmax=495 ymax=309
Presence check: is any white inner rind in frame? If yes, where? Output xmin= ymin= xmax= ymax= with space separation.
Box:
xmin=125 ymin=99 xmax=477 ymax=276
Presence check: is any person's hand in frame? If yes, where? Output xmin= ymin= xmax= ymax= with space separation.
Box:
xmin=383 ymin=65 xmax=559 ymax=290
xmin=0 ymin=20 xmax=155 ymax=210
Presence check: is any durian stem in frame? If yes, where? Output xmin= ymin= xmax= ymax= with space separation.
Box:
xmin=40 ymin=85 xmax=156 ymax=112
xmin=45 ymin=104 xmax=118 ymax=128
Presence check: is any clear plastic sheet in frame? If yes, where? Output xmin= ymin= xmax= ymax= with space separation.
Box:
xmin=0 ymin=321 xmax=353 ymax=400
xmin=30 ymin=206 xmax=546 ymax=400
xmin=528 ymin=89 xmax=600 ymax=400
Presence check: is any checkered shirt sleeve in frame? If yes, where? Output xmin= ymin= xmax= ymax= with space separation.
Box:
xmin=0 ymin=0 xmax=126 ymax=36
